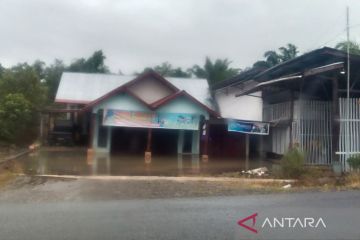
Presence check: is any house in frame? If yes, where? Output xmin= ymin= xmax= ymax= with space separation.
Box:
xmin=210 ymin=67 xmax=269 ymax=164
xmin=234 ymin=47 xmax=360 ymax=171
xmin=52 ymin=70 xmax=218 ymax=162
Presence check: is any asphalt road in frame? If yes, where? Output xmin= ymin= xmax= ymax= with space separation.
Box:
xmin=0 ymin=190 xmax=359 ymax=240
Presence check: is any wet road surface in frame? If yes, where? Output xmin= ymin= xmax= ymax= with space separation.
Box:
xmin=0 ymin=190 xmax=359 ymax=240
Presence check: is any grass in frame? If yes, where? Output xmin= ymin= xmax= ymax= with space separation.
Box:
xmin=0 ymin=160 xmax=23 ymax=188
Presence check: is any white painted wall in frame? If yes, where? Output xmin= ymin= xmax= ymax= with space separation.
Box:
xmin=214 ymin=88 xmax=263 ymax=121
xmin=127 ymin=77 xmax=173 ymax=104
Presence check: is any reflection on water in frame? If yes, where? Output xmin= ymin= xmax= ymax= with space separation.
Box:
xmin=18 ymin=148 xmax=269 ymax=176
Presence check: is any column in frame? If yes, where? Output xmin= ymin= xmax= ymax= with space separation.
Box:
xmin=191 ymin=130 xmax=200 ymax=155
xmin=145 ymin=128 xmax=152 ymax=163
xmin=201 ymin=121 xmax=209 ymax=162
xmin=87 ymin=113 xmax=97 ymax=156
xmin=177 ymin=130 xmax=184 ymax=154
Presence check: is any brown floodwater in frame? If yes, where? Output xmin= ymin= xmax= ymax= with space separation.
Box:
xmin=17 ymin=147 xmax=270 ymax=176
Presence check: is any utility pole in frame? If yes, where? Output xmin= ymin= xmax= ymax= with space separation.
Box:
xmin=346 ymin=6 xmax=350 ymax=163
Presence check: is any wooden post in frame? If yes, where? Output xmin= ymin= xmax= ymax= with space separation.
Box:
xmin=331 ymin=77 xmax=340 ymax=163
xmin=245 ymin=134 xmax=250 ymax=170
xmin=201 ymin=121 xmax=209 ymax=162
xmin=145 ymin=128 xmax=152 ymax=163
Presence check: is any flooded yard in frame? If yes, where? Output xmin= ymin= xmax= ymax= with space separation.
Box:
xmin=16 ymin=147 xmax=271 ymax=176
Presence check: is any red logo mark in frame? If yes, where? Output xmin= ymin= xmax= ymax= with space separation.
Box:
xmin=237 ymin=213 xmax=258 ymax=234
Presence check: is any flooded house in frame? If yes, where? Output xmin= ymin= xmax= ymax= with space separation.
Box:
xmin=52 ymin=70 xmax=218 ymax=163
xmin=45 ymin=47 xmax=360 ymax=173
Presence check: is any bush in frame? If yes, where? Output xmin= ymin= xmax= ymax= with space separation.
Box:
xmin=280 ymin=147 xmax=305 ymax=179
xmin=347 ymin=155 xmax=360 ymax=170
xmin=0 ymin=93 xmax=32 ymax=143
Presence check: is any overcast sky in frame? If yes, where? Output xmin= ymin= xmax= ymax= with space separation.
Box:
xmin=1 ymin=0 xmax=360 ymax=74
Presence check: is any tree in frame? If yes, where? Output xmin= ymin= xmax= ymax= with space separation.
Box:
xmin=253 ymin=43 xmax=299 ymax=68
xmin=0 ymin=64 xmax=47 ymax=110
xmin=43 ymin=50 xmax=110 ymax=102
xmin=0 ymin=63 xmax=4 ymax=77
xmin=279 ymin=43 xmax=298 ymax=61
xmin=137 ymin=62 xmax=191 ymax=78
xmin=68 ymin=50 xmax=110 ymax=73
xmin=189 ymin=57 xmax=240 ymax=85
xmin=335 ymin=40 xmax=360 ymax=55
xmin=43 ymin=59 xmax=65 ymax=102
xmin=0 ymin=93 xmax=32 ymax=143
xmin=0 ymin=64 xmax=48 ymax=144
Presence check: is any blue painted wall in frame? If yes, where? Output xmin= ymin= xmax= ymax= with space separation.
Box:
xmin=93 ymin=93 xmax=150 ymax=113
xmin=156 ymin=96 xmax=210 ymax=119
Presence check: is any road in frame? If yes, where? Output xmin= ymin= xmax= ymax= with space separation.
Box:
xmin=0 ymin=190 xmax=359 ymax=240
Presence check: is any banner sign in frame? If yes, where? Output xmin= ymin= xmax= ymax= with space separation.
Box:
xmin=103 ymin=109 xmax=200 ymax=130
xmin=227 ymin=119 xmax=269 ymax=135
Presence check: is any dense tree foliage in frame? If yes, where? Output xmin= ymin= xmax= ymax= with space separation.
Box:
xmin=0 ymin=64 xmax=47 ymax=144
xmin=335 ymin=40 xmax=360 ymax=55
xmin=137 ymin=62 xmax=191 ymax=78
xmin=0 ymin=93 xmax=32 ymax=143
xmin=68 ymin=50 xmax=109 ymax=73
xmin=253 ymin=43 xmax=298 ymax=68
xmin=189 ymin=57 xmax=240 ymax=85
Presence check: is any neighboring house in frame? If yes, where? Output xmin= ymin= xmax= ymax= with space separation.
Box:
xmin=53 ymin=70 xmax=218 ymax=161
xmin=236 ymin=47 xmax=360 ymax=171
xmin=210 ymin=67 xmax=269 ymax=161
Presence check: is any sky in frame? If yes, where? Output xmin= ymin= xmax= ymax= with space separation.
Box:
xmin=1 ymin=0 xmax=360 ymax=74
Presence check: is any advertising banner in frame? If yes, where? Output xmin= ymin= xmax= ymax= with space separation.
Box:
xmin=227 ymin=119 xmax=269 ymax=135
xmin=103 ymin=109 xmax=200 ymax=130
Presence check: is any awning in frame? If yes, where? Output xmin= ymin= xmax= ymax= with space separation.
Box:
xmin=235 ymin=62 xmax=344 ymax=97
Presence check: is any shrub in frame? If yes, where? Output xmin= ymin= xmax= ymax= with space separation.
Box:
xmin=280 ymin=147 xmax=305 ymax=179
xmin=347 ymin=155 xmax=360 ymax=170
xmin=0 ymin=93 xmax=32 ymax=143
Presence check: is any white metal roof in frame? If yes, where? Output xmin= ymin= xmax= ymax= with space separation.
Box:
xmin=55 ymin=72 xmax=214 ymax=109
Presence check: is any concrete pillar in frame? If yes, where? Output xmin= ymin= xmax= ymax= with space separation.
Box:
xmin=145 ymin=128 xmax=152 ymax=163
xmin=87 ymin=113 xmax=97 ymax=157
xmin=191 ymin=130 xmax=200 ymax=155
xmin=201 ymin=121 xmax=209 ymax=162
xmin=259 ymin=135 xmax=265 ymax=160
xmin=106 ymin=127 xmax=112 ymax=152
xmin=177 ymin=130 xmax=184 ymax=154
xmin=92 ymin=113 xmax=98 ymax=149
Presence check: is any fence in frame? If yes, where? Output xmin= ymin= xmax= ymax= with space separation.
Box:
xmin=339 ymin=98 xmax=360 ymax=170
xmin=265 ymin=100 xmax=332 ymax=165
xmin=294 ymin=100 xmax=332 ymax=165
xmin=265 ymin=98 xmax=360 ymax=170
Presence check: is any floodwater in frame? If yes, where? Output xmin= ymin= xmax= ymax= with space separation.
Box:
xmin=17 ymin=147 xmax=270 ymax=176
